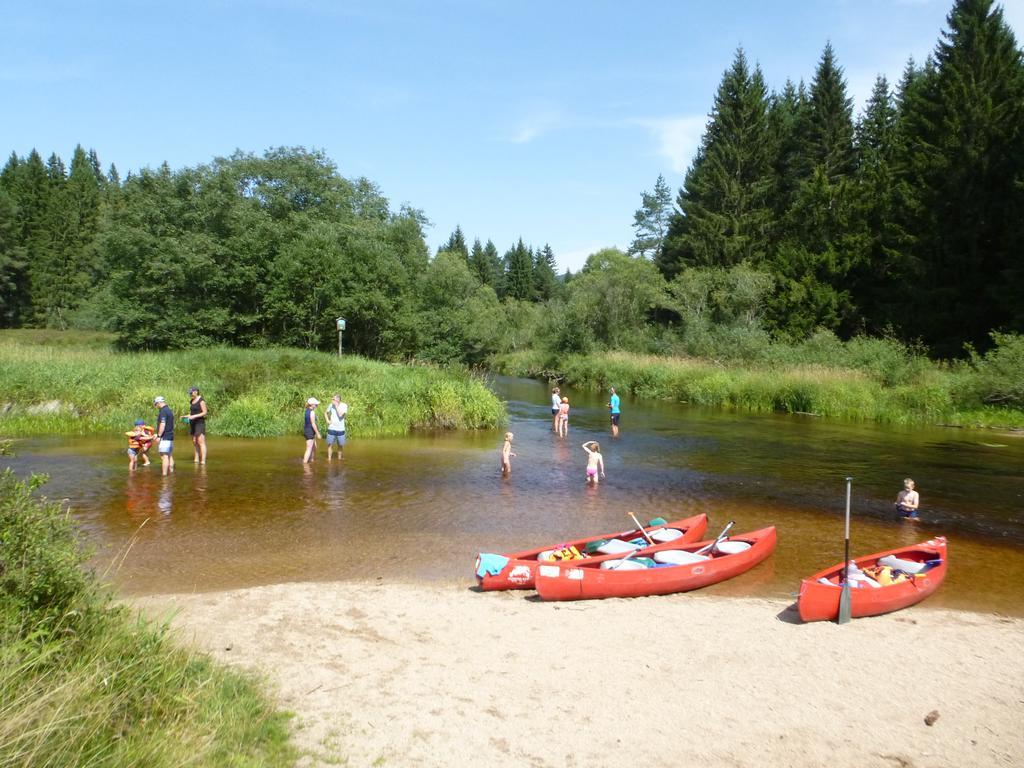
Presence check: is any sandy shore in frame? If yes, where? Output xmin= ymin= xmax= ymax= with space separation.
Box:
xmin=135 ymin=582 xmax=1023 ymax=768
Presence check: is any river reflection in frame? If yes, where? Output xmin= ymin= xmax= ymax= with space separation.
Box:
xmin=4 ymin=376 xmax=1024 ymax=615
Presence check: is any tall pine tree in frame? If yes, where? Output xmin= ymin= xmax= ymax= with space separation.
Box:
xmin=847 ymin=75 xmax=911 ymax=333
xmin=469 ymin=237 xmax=503 ymax=289
xmin=660 ymin=48 xmax=774 ymax=278
xmin=503 ymin=238 xmax=534 ymax=300
xmin=532 ymin=243 xmax=558 ymax=300
xmin=898 ymin=0 xmax=1024 ymax=355
xmin=765 ymin=44 xmax=862 ymax=337
xmin=439 ymin=225 xmax=469 ymax=263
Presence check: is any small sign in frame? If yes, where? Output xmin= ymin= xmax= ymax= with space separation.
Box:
xmin=336 ymin=317 xmax=346 ymax=331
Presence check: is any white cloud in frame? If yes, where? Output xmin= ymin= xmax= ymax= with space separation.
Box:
xmin=508 ymin=109 xmax=564 ymax=144
xmin=632 ymin=115 xmax=707 ymax=174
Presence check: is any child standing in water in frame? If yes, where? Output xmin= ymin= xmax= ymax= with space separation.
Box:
xmin=125 ymin=419 xmax=155 ymax=470
xmin=558 ymin=397 xmax=570 ymax=438
xmin=500 ymin=432 xmax=516 ymax=475
xmin=895 ymin=478 xmax=920 ymax=520
xmin=582 ymin=440 xmax=605 ymax=484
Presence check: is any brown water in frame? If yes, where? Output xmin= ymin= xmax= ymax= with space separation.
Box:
xmin=6 ymin=376 xmax=1024 ymax=615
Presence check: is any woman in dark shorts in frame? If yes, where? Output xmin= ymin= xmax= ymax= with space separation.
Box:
xmin=303 ymin=397 xmax=322 ymax=463
xmin=186 ymin=386 xmax=208 ymax=464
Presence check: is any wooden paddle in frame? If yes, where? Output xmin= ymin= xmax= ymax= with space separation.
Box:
xmin=609 ymin=520 xmax=734 ymax=570
xmin=628 ymin=512 xmax=657 ymax=546
xmin=838 ymin=477 xmax=853 ymax=624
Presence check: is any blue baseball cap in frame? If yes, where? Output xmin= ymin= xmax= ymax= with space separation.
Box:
xmin=134 ymin=419 xmax=145 ymax=426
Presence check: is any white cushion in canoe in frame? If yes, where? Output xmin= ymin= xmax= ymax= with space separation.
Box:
xmin=714 ymin=541 xmax=752 ymax=555
xmin=537 ymin=549 xmax=556 ymax=562
xmin=596 ymin=539 xmax=640 ymax=555
xmin=599 ymin=558 xmax=648 ymax=570
xmin=649 ymin=527 xmax=684 ymax=543
xmin=850 ymin=573 xmax=881 ymax=588
xmin=877 ymin=554 xmax=927 ymax=574
xmin=653 ymin=549 xmax=709 ymax=565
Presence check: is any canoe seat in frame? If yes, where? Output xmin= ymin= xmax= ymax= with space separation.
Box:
xmin=600 ymin=558 xmax=649 ymax=571
xmin=877 ymin=554 xmax=928 ymax=574
xmin=653 ymin=549 xmax=710 ymax=565
xmin=714 ymin=540 xmax=752 ymax=555
xmin=649 ymin=527 xmax=684 ymax=543
xmin=595 ymin=539 xmax=640 ymax=555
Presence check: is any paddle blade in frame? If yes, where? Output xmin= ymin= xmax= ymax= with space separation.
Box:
xmin=838 ymin=582 xmax=852 ymax=624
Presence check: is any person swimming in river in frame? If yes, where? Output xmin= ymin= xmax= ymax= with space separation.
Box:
xmin=582 ymin=440 xmax=605 ymax=485
xmin=895 ymin=478 xmax=920 ymax=520
xmin=500 ymin=432 xmax=516 ymax=475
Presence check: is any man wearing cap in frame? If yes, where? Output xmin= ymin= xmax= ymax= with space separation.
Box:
xmin=184 ymin=386 xmax=208 ymax=464
xmin=303 ymin=397 xmax=322 ymax=463
xmin=153 ymin=396 xmax=175 ymax=475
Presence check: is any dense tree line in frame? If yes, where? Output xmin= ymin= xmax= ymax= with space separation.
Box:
xmin=0 ymin=0 xmax=1021 ymax=364
xmin=0 ymin=146 xmax=567 ymax=362
xmin=654 ymin=0 xmax=1024 ymax=356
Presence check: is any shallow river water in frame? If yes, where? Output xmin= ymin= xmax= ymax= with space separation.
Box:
xmin=6 ymin=376 xmax=1024 ymax=615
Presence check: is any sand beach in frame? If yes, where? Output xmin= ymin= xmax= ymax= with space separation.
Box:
xmin=136 ymin=581 xmax=1023 ymax=768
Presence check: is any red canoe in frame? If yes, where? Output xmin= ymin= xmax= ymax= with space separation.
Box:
xmin=474 ymin=513 xmax=708 ymax=591
xmin=534 ymin=526 xmax=776 ymax=601
xmin=797 ymin=537 xmax=948 ymax=622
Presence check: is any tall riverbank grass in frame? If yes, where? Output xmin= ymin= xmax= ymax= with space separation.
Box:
xmin=0 ymin=331 xmax=504 ymax=438
xmin=492 ymin=348 xmax=1024 ymax=429
xmin=0 ymin=465 xmax=296 ymax=766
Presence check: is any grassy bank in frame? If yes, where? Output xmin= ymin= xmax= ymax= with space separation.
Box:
xmin=0 ymin=331 xmax=504 ymax=438
xmin=492 ymin=349 xmax=1024 ymax=429
xmin=0 ymin=461 xmax=296 ymax=766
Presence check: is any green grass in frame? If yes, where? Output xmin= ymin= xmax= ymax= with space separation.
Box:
xmin=0 ymin=331 xmax=505 ymax=438
xmin=0 ymin=467 xmax=297 ymax=767
xmin=492 ymin=349 xmax=1024 ymax=429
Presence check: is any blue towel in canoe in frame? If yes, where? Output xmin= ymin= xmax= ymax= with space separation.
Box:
xmin=476 ymin=553 xmax=510 ymax=578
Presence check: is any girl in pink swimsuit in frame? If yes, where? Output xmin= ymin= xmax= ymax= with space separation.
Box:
xmin=582 ymin=440 xmax=605 ymax=484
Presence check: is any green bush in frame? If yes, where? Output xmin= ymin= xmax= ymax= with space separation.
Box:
xmin=489 ymin=347 xmax=1024 ymax=428
xmin=0 ymin=468 xmax=296 ymax=767
xmin=960 ymin=332 xmax=1024 ymax=407
xmin=0 ymin=470 xmax=91 ymax=625
xmin=0 ymin=337 xmax=505 ymax=438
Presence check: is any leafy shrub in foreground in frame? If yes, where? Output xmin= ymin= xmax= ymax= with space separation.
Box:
xmin=960 ymin=332 xmax=1024 ymax=407
xmin=0 ymin=467 xmax=296 ymax=766
xmin=0 ymin=469 xmax=92 ymax=627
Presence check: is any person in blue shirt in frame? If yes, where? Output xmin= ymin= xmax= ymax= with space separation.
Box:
xmin=607 ymin=387 xmax=621 ymax=437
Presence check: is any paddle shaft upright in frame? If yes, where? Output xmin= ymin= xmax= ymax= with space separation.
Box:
xmin=629 ymin=512 xmax=656 ymax=546
xmin=843 ymin=477 xmax=852 ymax=582
xmin=837 ymin=476 xmax=854 ymax=624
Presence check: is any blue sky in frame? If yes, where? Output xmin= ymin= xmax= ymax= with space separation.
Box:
xmin=2 ymin=0 xmax=1021 ymax=271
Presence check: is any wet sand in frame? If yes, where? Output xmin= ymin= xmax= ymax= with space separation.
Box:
xmin=135 ymin=582 xmax=1024 ymax=768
